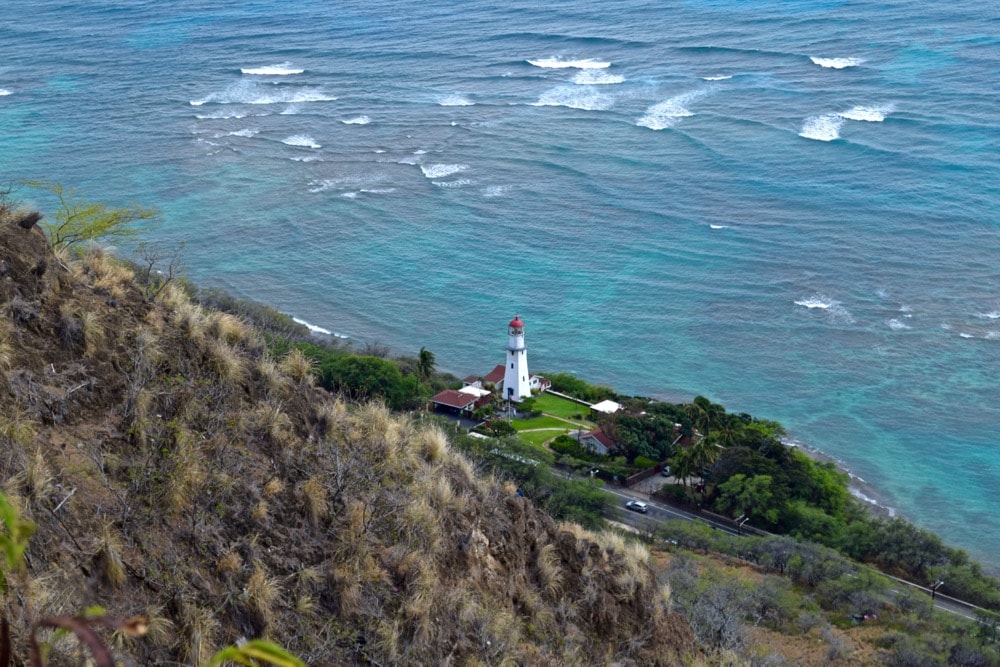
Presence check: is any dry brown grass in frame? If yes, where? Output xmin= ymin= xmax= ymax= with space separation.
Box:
xmin=418 ymin=425 xmax=450 ymax=463
xmin=94 ymin=523 xmax=127 ymax=589
xmin=208 ymin=311 xmax=249 ymax=346
xmin=281 ymin=347 xmax=315 ymax=385
xmin=80 ymin=309 xmax=104 ymax=356
xmin=300 ymin=476 xmax=327 ymax=528
xmin=537 ymin=543 xmax=564 ymax=598
xmin=253 ymin=499 xmax=270 ymax=522
xmin=207 ymin=338 xmax=246 ymax=383
xmin=217 ymin=550 xmax=243 ymax=575
xmin=183 ymin=606 xmax=220 ymax=666
xmin=246 ymin=561 xmax=282 ymax=628
xmin=256 ymin=357 xmax=287 ymax=396
xmin=263 ymin=477 xmax=285 ymax=498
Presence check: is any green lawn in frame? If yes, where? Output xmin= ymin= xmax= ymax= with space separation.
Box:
xmin=511 ymin=415 xmax=571 ymax=430
xmin=533 ymin=393 xmax=590 ymax=420
xmin=517 ymin=429 xmax=570 ymax=447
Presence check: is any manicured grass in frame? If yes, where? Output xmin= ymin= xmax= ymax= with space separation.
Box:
xmin=511 ymin=415 xmax=574 ymax=430
xmin=533 ymin=393 xmax=590 ymax=420
xmin=518 ymin=428 xmax=571 ymax=447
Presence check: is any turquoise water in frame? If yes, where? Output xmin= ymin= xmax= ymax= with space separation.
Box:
xmin=2 ymin=1 xmax=998 ymax=562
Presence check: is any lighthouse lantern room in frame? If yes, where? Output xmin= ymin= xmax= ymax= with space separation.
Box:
xmin=503 ymin=314 xmax=531 ymax=401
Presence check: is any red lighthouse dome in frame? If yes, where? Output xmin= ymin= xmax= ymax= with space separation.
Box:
xmin=508 ymin=315 xmax=524 ymax=329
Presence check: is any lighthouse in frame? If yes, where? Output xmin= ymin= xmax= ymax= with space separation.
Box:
xmin=503 ymin=314 xmax=531 ymax=401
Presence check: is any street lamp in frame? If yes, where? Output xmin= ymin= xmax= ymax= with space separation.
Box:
xmin=930 ymin=580 xmax=945 ymax=600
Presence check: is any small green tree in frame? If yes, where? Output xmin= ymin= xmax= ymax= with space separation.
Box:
xmin=27 ymin=181 xmax=158 ymax=249
xmin=416 ymin=346 xmax=436 ymax=382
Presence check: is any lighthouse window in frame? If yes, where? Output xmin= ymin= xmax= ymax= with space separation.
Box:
xmin=510 ymin=363 xmax=514 ymax=368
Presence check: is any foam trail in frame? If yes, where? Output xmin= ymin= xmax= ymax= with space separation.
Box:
xmin=0 ymin=89 xmax=11 ymax=96
xmin=977 ymin=311 xmax=1000 ymax=320
xmin=437 ymin=94 xmax=474 ymax=106
xmin=799 ymin=114 xmax=845 ymax=141
xmin=342 ymin=115 xmax=371 ymax=124
xmin=527 ymin=57 xmax=610 ymax=69
xmin=710 ymin=224 xmax=729 ymax=229
xmin=572 ymin=71 xmax=624 ymax=85
xmin=190 ymin=80 xmax=336 ymax=106
xmin=795 ymin=297 xmax=833 ymax=309
xmin=702 ymin=75 xmax=731 ymax=81
xmin=433 ymin=178 xmax=473 ymax=188
xmin=228 ymin=128 xmax=258 ymax=137
xmin=420 ymin=164 xmax=468 ymax=178
xmin=242 ymin=62 xmax=304 ymax=75
xmin=531 ymin=86 xmax=613 ymax=111
xmin=282 ymin=135 xmax=321 ymax=148
xmin=887 ymin=319 xmax=911 ymax=331
xmin=839 ymin=104 xmax=895 ymax=122
xmin=291 ymin=316 xmax=348 ymax=338
xmin=636 ymin=89 xmax=709 ymax=130
xmin=810 ymin=56 xmax=866 ymax=69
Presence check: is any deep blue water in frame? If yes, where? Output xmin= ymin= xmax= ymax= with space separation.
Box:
xmin=2 ymin=0 xmax=999 ymax=563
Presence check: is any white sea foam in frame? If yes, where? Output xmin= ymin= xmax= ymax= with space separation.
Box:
xmin=572 ymin=70 xmax=624 ymax=85
xmin=887 ymin=318 xmax=911 ymax=331
xmin=195 ymin=109 xmax=252 ymax=119
xmin=795 ymin=297 xmax=833 ymax=309
xmin=527 ymin=57 xmax=610 ymax=69
xmin=190 ymin=80 xmax=336 ymax=106
xmin=709 ymin=224 xmax=729 ymax=229
xmin=959 ymin=332 xmax=975 ymax=339
xmin=342 ymin=115 xmax=371 ymax=124
xmin=0 ymin=89 xmax=11 ymax=96
xmin=987 ymin=331 xmax=1000 ymax=340
xmin=420 ymin=163 xmax=468 ymax=178
xmin=482 ymin=185 xmax=512 ymax=197
xmin=795 ymin=296 xmax=854 ymax=322
xmin=241 ymin=62 xmax=304 ymax=76
xmin=282 ymin=135 xmax=321 ymax=148
xmin=437 ymin=94 xmax=474 ymax=106
xmin=279 ymin=105 xmax=300 ymax=115
xmin=360 ymin=188 xmax=396 ymax=194
xmin=532 ymin=85 xmax=613 ymax=111
xmin=288 ymin=156 xmax=322 ymax=162
xmin=636 ymin=89 xmax=709 ymax=130
xmin=702 ymin=75 xmax=732 ymax=81
xmin=799 ymin=113 xmax=845 ymax=141
xmin=976 ymin=311 xmax=1000 ymax=320
xmin=291 ymin=316 xmax=348 ymax=338
xmin=228 ymin=128 xmax=258 ymax=137
xmin=433 ymin=178 xmax=473 ymax=188
xmin=810 ymin=56 xmax=866 ymax=69
xmin=342 ymin=192 xmax=358 ymax=199
xmin=839 ymin=104 xmax=895 ymax=122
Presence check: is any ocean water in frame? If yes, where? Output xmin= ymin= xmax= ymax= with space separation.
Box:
xmin=2 ymin=1 xmax=998 ymax=563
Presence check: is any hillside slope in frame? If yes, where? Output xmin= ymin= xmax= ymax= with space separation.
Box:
xmin=0 ymin=213 xmax=697 ymax=665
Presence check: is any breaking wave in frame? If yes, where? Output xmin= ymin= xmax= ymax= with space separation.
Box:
xmin=810 ymin=56 xmax=866 ymax=69
xmin=241 ymin=62 xmax=304 ymax=75
xmin=527 ymin=57 xmax=610 ymax=69
xmin=799 ymin=113 xmax=845 ymax=141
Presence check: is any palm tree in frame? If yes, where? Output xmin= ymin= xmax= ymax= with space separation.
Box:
xmin=416 ymin=347 xmax=436 ymax=382
xmin=669 ymin=446 xmax=697 ymax=502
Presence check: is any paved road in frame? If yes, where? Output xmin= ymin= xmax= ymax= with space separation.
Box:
xmin=564 ymin=471 xmax=988 ymax=622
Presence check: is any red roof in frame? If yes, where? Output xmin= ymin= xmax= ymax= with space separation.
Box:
xmin=430 ymin=389 xmax=478 ymax=410
xmin=509 ymin=315 xmax=524 ymax=328
xmin=483 ymin=364 xmax=506 ymax=385
xmin=586 ymin=429 xmax=616 ymax=449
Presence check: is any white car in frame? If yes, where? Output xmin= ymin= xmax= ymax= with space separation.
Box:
xmin=625 ymin=500 xmax=649 ymax=514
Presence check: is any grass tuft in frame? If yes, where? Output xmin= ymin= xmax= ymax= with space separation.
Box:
xmin=301 ymin=476 xmax=327 ymax=528
xmin=281 ymin=348 xmax=315 ymax=385
xmin=94 ymin=523 xmax=127 ymax=588
xmin=246 ymin=561 xmax=282 ymax=628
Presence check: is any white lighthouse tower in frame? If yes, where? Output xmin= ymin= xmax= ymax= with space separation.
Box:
xmin=503 ymin=314 xmax=531 ymax=401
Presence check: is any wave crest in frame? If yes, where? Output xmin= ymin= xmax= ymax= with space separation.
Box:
xmin=437 ymin=94 xmax=474 ymax=106
xmin=421 ymin=164 xmax=469 ymax=178
xmin=799 ymin=114 xmax=845 ymax=141
xmin=191 ymin=80 xmax=336 ymax=106
xmin=241 ymin=62 xmax=304 ymax=76
xmin=532 ymin=86 xmax=613 ymax=111
xmin=810 ymin=56 xmax=866 ymax=69
xmin=527 ymin=57 xmax=610 ymax=69
xmin=637 ymin=89 xmax=710 ymax=130
xmin=282 ymin=135 xmax=321 ymax=148
xmin=839 ymin=104 xmax=895 ymax=122
xmin=572 ymin=70 xmax=624 ymax=85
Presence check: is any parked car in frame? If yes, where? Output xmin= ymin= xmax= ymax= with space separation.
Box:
xmin=660 ymin=465 xmax=671 ymax=477
xmin=625 ymin=500 xmax=648 ymax=514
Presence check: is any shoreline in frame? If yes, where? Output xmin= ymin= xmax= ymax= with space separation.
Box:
xmin=784 ymin=437 xmax=898 ymax=520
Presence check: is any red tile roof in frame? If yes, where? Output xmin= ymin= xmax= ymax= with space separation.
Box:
xmin=586 ymin=429 xmax=616 ymax=449
xmin=483 ymin=364 xmax=506 ymax=385
xmin=430 ymin=389 xmax=478 ymax=410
